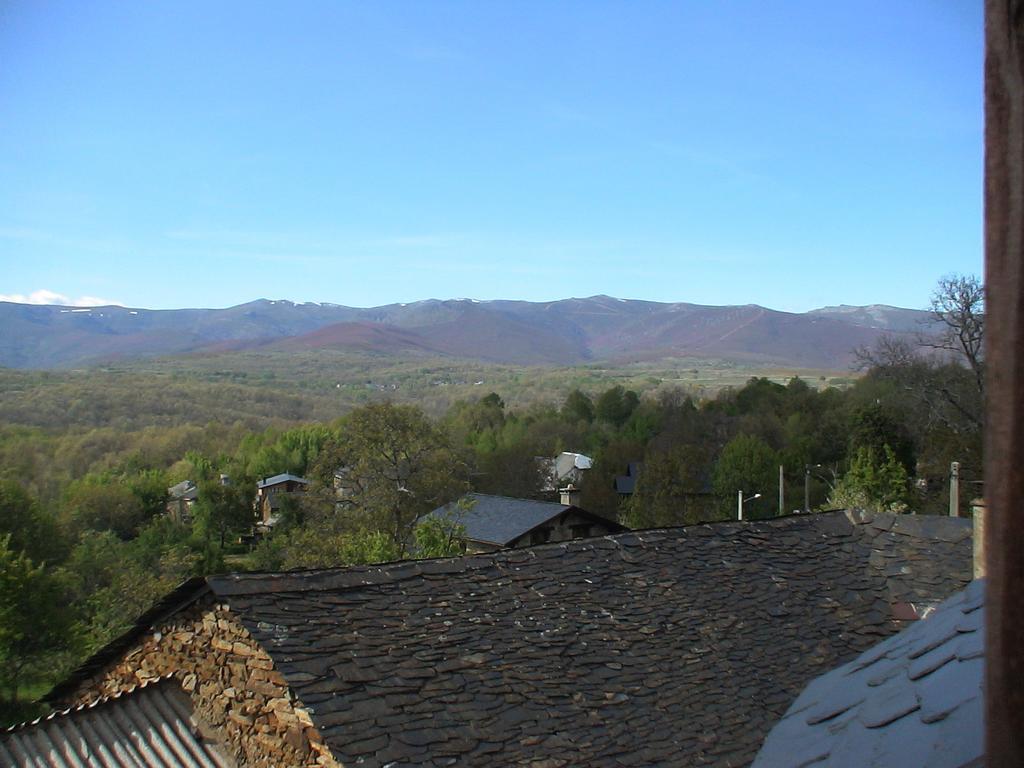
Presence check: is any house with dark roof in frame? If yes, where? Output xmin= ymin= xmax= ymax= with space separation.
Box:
xmin=613 ymin=462 xmax=642 ymax=495
xmin=425 ymin=491 xmax=626 ymax=553
xmin=31 ymin=510 xmax=971 ymax=768
xmin=753 ymin=578 xmax=985 ymax=767
xmin=255 ymin=473 xmax=309 ymax=528
xmin=166 ymin=479 xmax=199 ymax=524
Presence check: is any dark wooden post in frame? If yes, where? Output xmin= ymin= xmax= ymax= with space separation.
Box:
xmin=984 ymin=1 xmax=1024 ymax=765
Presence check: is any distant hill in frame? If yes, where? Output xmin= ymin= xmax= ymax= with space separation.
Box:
xmin=806 ymin=304 xmax=931 ymax=333
xmin=0 ymin=296 xmax=937 ymax=370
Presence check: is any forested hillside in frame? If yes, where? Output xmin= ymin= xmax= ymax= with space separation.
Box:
xmin=0 ymin=354 xmax=850 ymax=430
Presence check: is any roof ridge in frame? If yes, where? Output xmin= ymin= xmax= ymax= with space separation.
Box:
xmin=5 ymin=674 xmax=178 ymax=734
xmin=466 ymin=491 xmax=566 ymax=504
xmin=205 ymin=510 xmax=973 ymax=598
xmin=205 ymin=512 xmax=849 ymax=596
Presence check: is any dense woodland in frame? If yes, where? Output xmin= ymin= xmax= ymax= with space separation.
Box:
xmin=0 ymin=276 xmax=983 ymax=726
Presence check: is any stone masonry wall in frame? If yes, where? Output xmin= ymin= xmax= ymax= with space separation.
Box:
xmin=60 ymin=598 xmax=340 ymax=768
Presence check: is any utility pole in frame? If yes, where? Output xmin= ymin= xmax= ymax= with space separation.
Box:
xmin=949 ymin=461 xmax=960 ymax=517
xmin=779 ymin=465 xmax=784 ymax=516
xmin=804 ymin=465 xmax=811 ymax=513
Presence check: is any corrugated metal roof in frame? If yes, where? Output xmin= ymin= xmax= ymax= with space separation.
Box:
xmin=2 ymin=678 xmax=233 ymax=768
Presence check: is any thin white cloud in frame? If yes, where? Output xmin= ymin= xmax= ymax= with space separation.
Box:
xmin=0 ymin=289 xmax=122 ymax=307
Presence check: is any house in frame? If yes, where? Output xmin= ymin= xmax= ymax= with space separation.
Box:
xmin=538 ymin=451 xmax=593 ymax=492
xmin=255 ymin=473 xmax=309 ymax=528
xmin=613 ymin=462 xmax=642 ymax=495
xmin=753 ymin=578 xmax=985 ymax=768
xmin=425 ymin=490 xmax=626 ymax=553
xmin=332 ymin=466 xmax=357 ymax=502
xmin=30 ymin=509 xmax=971 ymax=768
xmin=0 ymin=676 xmax=232 ymax=767
xmin=165 ymin=479 xmax=198 ymax=523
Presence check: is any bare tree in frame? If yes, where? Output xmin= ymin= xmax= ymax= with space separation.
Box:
xmin=850 ymin=275 xmax=985 ymax=497
xmin=924 ymin=274 xmax=985 ymax=397
xmin=853 ymin=333 xmax=918 ymax=371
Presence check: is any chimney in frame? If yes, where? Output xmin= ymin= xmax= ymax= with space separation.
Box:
xmin=560 ymin=484 xmax=581 ymax=507
xmin=971 ymin=498 xmax=986 ymax=578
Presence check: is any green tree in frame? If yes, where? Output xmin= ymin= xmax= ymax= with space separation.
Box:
xmin=335 ymin=403 xmax=468 ymax=556
xmin=0 ymin=535 xmax=77 ymax=722
xmin=595 ymin=386 xmax=640 ymax=427
xmin=562 ymin=389 xmax=595 ymax=424
xmin=829 ymin=445 xmax=910 ymax=514
xmin=444 ymin=393 xmax=507 ymax=449
xmin=473 ymin=441 xmax=547 ymax=498
xmin=243 ymin=424 xmax=334 ymax=480
xmin=625 ymin=444 xmax=716 ymax=528
xmin=734 ymin=377 xmax=788 ymax=416
xmin=413 ymin=513 xmax=467 ymax=559
xmin=281 ymin=528 xmax=398 ymax=570
xmin=63 ymin=529 xmax=194 ymax=655
xmin=712 ymin=434 xmax=779 ymax=518
xmin=849 ymin=404 xmax=915 ymax=475
xmin=580 ymin=438 xmax=645 ymax=521
xmin=62 ymin=480 xmax=150 ymax=540
xmin=192 ymin=478 xmax=255 ymax=550
xmin=184 ymin=450 xmax=216 ymax=482
xmin=125 ymin=469 xmax=169 ymax=520
xmin=0 ymin=480 xmax=67 ymax=565
xmin=130 ymin=515 xmax=197 ymax=573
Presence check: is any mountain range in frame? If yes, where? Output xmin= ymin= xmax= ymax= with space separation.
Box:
xmin=0 ymin=296 xmax=936 ymax=370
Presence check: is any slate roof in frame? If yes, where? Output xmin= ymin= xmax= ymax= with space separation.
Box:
xmin=426 ymin=492 xmax=605 ymax=546
xmin=614 ymin=462 xmax=642 ymax=495
xmin=200 ymin=510 xmax=968 ymax=767
xmin=844 ymin=509 xmax=975 ymax=618
xmin=3 ymin=677 xmax=231 ymax=768
xmin=753 ymin=579 xmax=984 ymax=768
xmin=256 ymin=473 xmax=309 ymax=489
xmin=47 ymin=510 xmax=972 ymax=768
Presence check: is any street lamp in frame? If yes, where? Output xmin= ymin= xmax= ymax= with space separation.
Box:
xmin=737 ymin=491 xmax=761 ymax=521
xmin=804 ymin=464 xmax=837 ymax=513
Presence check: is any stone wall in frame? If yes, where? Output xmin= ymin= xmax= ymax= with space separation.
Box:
xmin=60 ymin=598 xmax=340 ymax=768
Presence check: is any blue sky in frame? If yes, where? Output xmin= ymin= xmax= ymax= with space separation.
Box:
xmin=0 ymin=1 xmax=982 ymax=312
